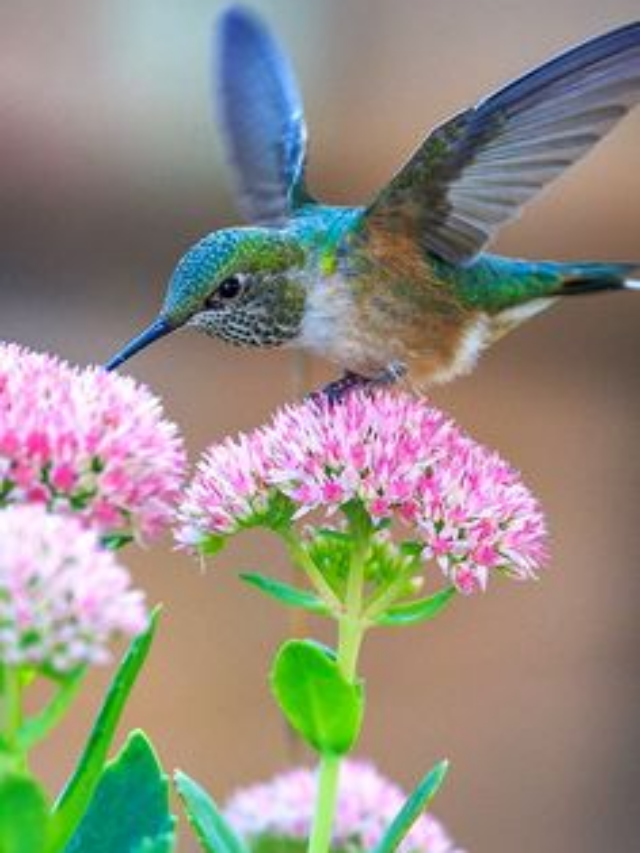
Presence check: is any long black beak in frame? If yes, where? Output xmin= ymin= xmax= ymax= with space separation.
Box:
xmin=104 ymin=318 xmax=173 ymax=371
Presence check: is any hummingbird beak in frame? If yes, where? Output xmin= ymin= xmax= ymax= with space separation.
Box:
xmin=104 ymin=317 xmax=173 ymax=372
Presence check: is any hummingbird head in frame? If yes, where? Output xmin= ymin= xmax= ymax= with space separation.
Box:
xmin=105 ymin=227 xmax=307 ymax=371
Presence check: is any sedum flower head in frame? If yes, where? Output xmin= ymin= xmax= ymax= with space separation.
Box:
xmin=0 ymin=505 xmax=147 ymax=673
xmin=178 ymin=390 xmax=547 ymax=593
xmin=224 ymin=759 xmax=464 ymax=853
xmin=178 ymin=432 xmax=272 ymax=544
xmin=0 ymin=343 xmax=186 ymax=540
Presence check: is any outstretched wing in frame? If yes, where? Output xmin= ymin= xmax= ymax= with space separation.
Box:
xmin=216 ymin=6 xmax=311 ymax=225
xmin=363 ymin=22 xmax=640 ymax=264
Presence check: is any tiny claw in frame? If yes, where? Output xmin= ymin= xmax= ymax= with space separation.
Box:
xmin=305 ymin=372 xmax=366 ymax=406
xmin=326 ymin=372 xmax=369 ymax=402
xmin=308 ymin=362 xmax=407 ymax=405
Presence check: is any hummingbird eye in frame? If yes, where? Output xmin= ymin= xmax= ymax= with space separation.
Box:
xmin=204 ymin=275 xmax=245 ymax=310
xmin=218 ymin=276 xmax=243 ymax=300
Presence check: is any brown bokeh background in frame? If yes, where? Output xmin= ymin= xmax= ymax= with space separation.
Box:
xmin=1 ymin=1 xmax=639 ymax=850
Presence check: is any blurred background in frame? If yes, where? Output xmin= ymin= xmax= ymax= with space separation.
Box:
xmin=1 ymin=0 xmax=639 ymax=850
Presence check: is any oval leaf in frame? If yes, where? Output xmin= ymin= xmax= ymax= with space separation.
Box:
xmin=270 ymin=640 xmax=363 ymax=755
xmin=174 ymin=771 xmax=248 ymax=853
xmin=0 ymin=774 xmax=50 ymax=853
xmin=376 ymin=587 xmax=456 ymax=627
xmin=372 ymin=761 xmax=450 ymax=853
xmin=240 ymin=573 xmax=328 ymax=614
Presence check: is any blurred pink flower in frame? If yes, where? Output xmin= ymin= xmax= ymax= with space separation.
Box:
xmin=178 ymin=390 xmax=547 ymax=592
xmin=0 ymin=343 xmax=186 ymax=540
xmin=224 ymin=759 xmax=464 ymax=853
xmin=0 ymin=505 xmax=147 ymax=673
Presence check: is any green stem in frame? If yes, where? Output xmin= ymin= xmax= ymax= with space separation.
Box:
xmin=307 ymin=529 xmax=368 ymax=853
xmin=0 ymin=665 xmax=27 ymax=775
xmin=362 ymin=563 xmax=417 ymax=624
xmin=308 ymin=754 xmax=341 ymax=853
xmin=17 ymin=669 xmax=86 ymax=752
xmin=279 ymin=529 xmax=343 ymax=614
xmin=337 ymin=546 xmax=366 ymax=682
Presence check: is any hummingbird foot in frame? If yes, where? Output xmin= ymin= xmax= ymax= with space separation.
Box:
xmin=313 ymin=362 xmax=407 ymax=404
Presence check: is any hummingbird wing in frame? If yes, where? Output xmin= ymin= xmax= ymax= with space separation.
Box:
xmin=363 ymin=22 xmax=640 ymax=264
xmin=216 ymin=7 xmax=311 ymax=226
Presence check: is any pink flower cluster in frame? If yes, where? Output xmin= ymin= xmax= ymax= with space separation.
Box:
xmin=0 ymin=506 xmax=147 ymax=673
xmin=0 ymin=343 xmax=186 ymax=540
xmin=178 ymin=390 xmax=547 ymax=593
xmin=178 ymin=433 xmax=271 ymax=545
xmin=224 ymin=759 xmax=464 ymax=853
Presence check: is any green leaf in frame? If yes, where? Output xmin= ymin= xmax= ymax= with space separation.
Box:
xmin=199 ymin=535 xmax=227 ymax=558
xmin=376 ymin=587 xmax=456 ymax=626
xmin=174 ymin=771 xmax=248 ymax=853
xmin=0 ymin=774 xmax=50 ymax=853
xmin=240 ymin=573 xmax=329 ymax=615
xmin=63 ymin=730 xmax=176 ymax=853
xmin=101 ymin=532 xmax=135 ymax=551
xmin=270 ymin=640 xmax=363 ymax=755
xmin=372 ymin=761 xmax=450 ymax=853
xmin=49 ymin=609 xmax=160 ymax=852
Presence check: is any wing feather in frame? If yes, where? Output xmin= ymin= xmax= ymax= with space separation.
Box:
xmin=216 ymin=7 xmax=310 ymax=225
xmin=364 ymin=22 xmax=640 ymax=263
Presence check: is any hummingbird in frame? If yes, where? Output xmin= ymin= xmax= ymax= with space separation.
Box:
xmin=106 ymin=7 xmax=640 ymax=395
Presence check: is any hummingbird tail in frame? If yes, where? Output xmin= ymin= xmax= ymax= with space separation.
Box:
xmin=556 ymin=261 xmax=640 ymax=296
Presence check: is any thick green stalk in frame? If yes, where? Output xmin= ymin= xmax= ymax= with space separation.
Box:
xmin=337 ymin=546 xmax=366 ymax=682
xmin=307 ymin=754 xmax=342 ymax=853
xmin=307 ymin=531 xmax=368 ymax=853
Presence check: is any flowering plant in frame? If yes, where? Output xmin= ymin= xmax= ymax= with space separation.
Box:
xmin=173 ymin=389 xmax=546 ymax=853
xmin=0 ymin=345 xmax=547 ymax=853
xmin=0 ymin=344 xmax=185 ymax=852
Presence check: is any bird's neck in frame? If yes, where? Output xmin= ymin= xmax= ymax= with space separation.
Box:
xmin=287 ymin=205 xmax=364 ymax=275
